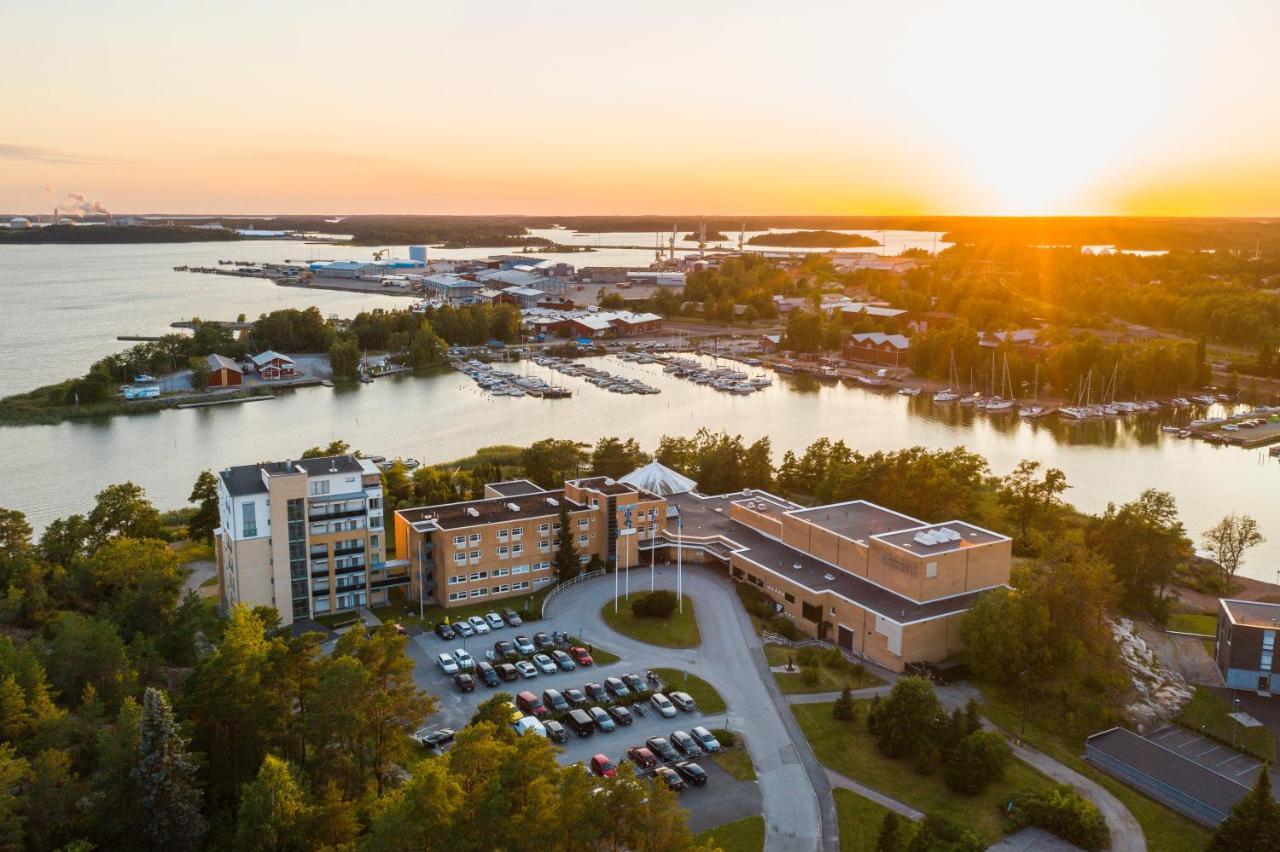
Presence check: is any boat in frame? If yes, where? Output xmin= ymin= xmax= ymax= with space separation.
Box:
xmin=1018 ymin=404 xmax=1048 ymax=418
xmin=1192 ymin=395 xmax=1217 ymax=405
xmin=1161 ymin=425 xmax=1180 ymax=433
xmin=898 ymin=387 xmax=922 ymax=396
xmin=983 ymin=398 xmax=1016 ymax=412
xmin=773 ymin=363 xmax=796 ymax=374
xmin=856 ymin=375 xmax=887 ymax=387
xmin=1058 ymin=406 xmax=1094 ymax=420
xmin=933 ymin=388 xmax=959 ymax=403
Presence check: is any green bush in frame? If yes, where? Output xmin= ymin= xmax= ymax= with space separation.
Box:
xmin=802 ymin=666 xmax=820 ymax=687
xmin=821 ymin=647 xmax=847 ymax=669
xmin=710 ymin=728 xmax=736 ymax=748
xmin=735 ymin=581 xmax=777 ymax=621
xmin=796 ymin=646 xmax=823 ymax=668
xmin=945 ymin=730 xmax=1012 ymax=794
xmin=630 ymin=590 xmax=678 ymax=619
xmin=1006 ymin=785 xmax=1110 ymax=851
xmin=766 ymin=615 xmax=802 ymax=640
xmin=833 ymin=686 xmax=858 ymax=722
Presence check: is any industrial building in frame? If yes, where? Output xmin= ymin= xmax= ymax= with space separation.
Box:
xmin=215 ymin=455 xmax=402 ymax=627
xmin=421 ymin=273 xmax=485 ymax=305
xmin=842 ymin=332 xmax=911 ymax=366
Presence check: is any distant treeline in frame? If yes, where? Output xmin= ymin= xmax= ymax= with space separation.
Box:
xmin=0 ymin=224 xmax=242 ymax=244
xmin=747 ymin=230 xmax=879 ymax=248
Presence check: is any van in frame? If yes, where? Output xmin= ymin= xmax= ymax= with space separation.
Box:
xmin=476 ymin=661 xmax=499 ymax=688
xmin=565 ymin=708 xmax=595 ymax=738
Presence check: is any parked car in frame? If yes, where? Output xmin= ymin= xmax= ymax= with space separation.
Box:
xmin=514 ymin=635 xmax=536 ymax=655
xmin=645 ymin=736 xmax=679 ymax=762
xmin=453 ymin=620 xmax=475 ymax=638
xmin=493 ymin=640 xmax=518 ymax=661
xmin=670 ymin=730 xmax=701 ymax=757
xmin=454 ymin=672 xmax=475 ymax=693
xmin=437 ymin=652 xmax=459 ymax=675
xmin=690 ymin=726 xmax=720 ymax=752
xmin=476 ymin=661 xmax=499 ymax=688
xmin=496 ymin=663 xmax=519 ymax=682
xmin=564 ymin=688 xmax=589 ymax=708
xmin=543 ymin=688 xmax=570 ymax=713
xmin=571 ymin=646 xmax=594 ymax=666
xmin=552 ymin=649 xmax=576 ymax=671
xmin=622 ymin=672 xmax=649 ymax=694
xmin=484 ymin=612 xmax=505 ymax=631
xmin=453 ymin=649 xmax=475 ymax=671
xmin=565 ymin=709 xmax=595 ymax=737
xmin=584 ymin=682 xmax=609 ymax=703
xmin=413 ymin=727 xmax=455 ymax=750
xmin=669 ymin=691 xmax=696 ymax=713
xmin=468 ymin=615 xmax=491 ymax=634
xmin=650 ymin=693 xmax=677 ymax=718
xmin=544 ymin=719 xmax=568 ymax=743
xmin=533 ymin=631 xmax=555 ymax=650
xmin=532 ymin=653 xmax=557 ymax=675
xmin=516 ymin=690 xmax=547 ymax=717
xmin=627 ymin=746 xmax=658 ymax=769
xmin=673 ymin=761 xmax=708 ymax=786
xmin=514 ymin=660 xmax=538 ymax=679
xmin=604 ymin=677 xmax=630 ymax=699
xmin=434 ymin=622 xmax=456 ymax=641
xmin=502 ymin=608 xmax=522 ymax=627
xmin=654 ymin=766 xmax=685 ymax=791
xmin=590 ymin=754 xmax=617 ymax=778
xmin=588 ymin=706 xmax=616 ymax=733
xmin=513 ymin=717 xmax=546 ymax=738
xmin=607 ymin=705 xmax=634 ymax=726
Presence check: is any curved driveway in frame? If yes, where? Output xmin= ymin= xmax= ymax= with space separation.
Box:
xmin=546 ymin=563 xmax=829 ymax=852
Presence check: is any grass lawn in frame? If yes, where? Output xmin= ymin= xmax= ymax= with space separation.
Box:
xmin=979 ymin=691 xmax=1211 ymax=852
xmin=792 ymin=701 xmax=1053 ymax=845
xmin=1167 ymin=612 xmax=1217 ymax=635
xmin=833 ymin=788 xmax=912 ymax=852
xmin=694 ymin=815 xmax=764 ymax=852
xmin=651 ymin=668 xmax=727 ymax=714
xmin=763 ymin=645 xmax=883 ymax=694
xmin=600 ymin=594 xmax=700 ymax=648
xmin=706 ymin=730 xmax=756 ymax=781
xmin=1177 ymin=686 xmax=1275 ymax=761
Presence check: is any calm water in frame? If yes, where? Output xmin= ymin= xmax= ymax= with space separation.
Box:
xmin=526 ymin=227 xmax=952 ymax=255
xmin=1 ymin=241 xmax=1276 ymax=579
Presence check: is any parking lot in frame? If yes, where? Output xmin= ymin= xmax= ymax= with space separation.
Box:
xmin=1146 ymin=725 xmax=1266 ymax=784
xmin=406 ymin=613 xmax=761 ymax=833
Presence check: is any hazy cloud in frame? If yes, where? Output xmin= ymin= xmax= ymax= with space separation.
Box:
xmin=0 ymin=144 xmax=130 ymax=165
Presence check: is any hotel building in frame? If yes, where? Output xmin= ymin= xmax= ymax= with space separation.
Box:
xmin=214 ymin=455 xmax=407 ymax=627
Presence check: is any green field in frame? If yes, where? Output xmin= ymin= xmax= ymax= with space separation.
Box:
xmin=833 ymin=788 xmax=911 ymax=852
xmin=706 ymin=731 xmax=756 ymax=781
xmin=792 ymin=701 xmax=1053 ymax=844
xmin=763 ymin=645 xmax=883 ymax=694
xmin=694 ymin=815 xmax=764 ymax=852
xmin=650 ymin=667 xmax=727 ymax=715
xmin=1177 ymin=686 xmax=1275 ymax=761
xmin=601 ymin=594 xmax=701 ymax=648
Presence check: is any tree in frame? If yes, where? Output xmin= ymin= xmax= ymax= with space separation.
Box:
xmin=589 ymin=437 xmax=646 ymax=480
xmin=0 ymin=744 xmax=31 ymax=850
xmin=553 ymin=503 xmax=581 ymax=583
xmin=381 ymin=460 xmax=413 ymax=511
xmin=86 ymin=537 xmax=185 ymax=639
xmin=1088 ymin=489 xmax=1190 ymax=618
xmin=87 ymin=698 xmax=144 ymax=849
xmin=944 ymin=730 xmax=1011 ymax=794
xmin=866 ymin=677 xmax=944 ymax=763
xmin=1201 ymin=513 xmax=1265 ymax=588
xmin=0 ymin=509 xmax=32 ymax=555
xmin=235 ymin=755 xmax=311 ymax=852
xmin=998 ymin=460 xmax=1069 ymax=543
xmin=133 ymin=688 xmax=205 ymax=851
xmin=906 ymin=814 xmax=984 ymax=852
xmin=301 ymin=439 xmax=351 ymax=459
xmin=45 ymin=612 xmax=137 ymax=711
xmin=1209 ymin=768 xmax=1280 ymax=851
xmin=87 ymin=482 xmax=163 ymax=548
xmin=520 ymin=438 xmax=588 ymax=488
xmin=363 ymin=755 xmax=463 ymax=851
xmin=833 ymin=685 xmax=857 ymax=721
xmin=469 ymin=692 xmax=518 ymax=737
xmin=328 ymin=337 xmax=361 ymax=380
xmin=875 ymin=811 xmax=908 ymax=852
xmin=1007 ymin=785 xmax=1109 ymax=851
xmin=187 ymin=470 xmax=220 ymax=542
xmin=188 ymin=355 xmax=211 ymax=391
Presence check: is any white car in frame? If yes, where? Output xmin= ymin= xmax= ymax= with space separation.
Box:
xmin=514 ymin=660 xmax=538 ymax=679
xmin=532 ymin=653 xmax=557 ymax=675
xmin=437 ymin=652 xmax=459 ymax=675
xmin=469 ymin=615 xmax=491 ymax=634
xmin=485 ymin=612 xmax=505 ymax=630
xmin=650 ymin=692 xmax=677 ymax=718
xmin=453 ymin=649 xmax=475 ymax=671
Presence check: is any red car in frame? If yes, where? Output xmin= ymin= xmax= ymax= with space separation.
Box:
xmin=571 ymin=646 xmax=594 ymax=666
xmin=516 ymin=690 xmax=547 ymax=717
xmin=626 ymin=746 xmax=658 ymax=769
xmin=590 ymin=753 xmax=617 ymax=778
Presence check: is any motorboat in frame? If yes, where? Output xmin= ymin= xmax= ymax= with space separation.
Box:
xmin=933 ymin=388 xmax=959 ymax=403
xmin=898 ymin=387 xmax=922 ymax=396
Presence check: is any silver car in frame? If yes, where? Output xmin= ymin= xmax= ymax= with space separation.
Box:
xmin=468 ymin=615 xmax=491 ymax=635
xmin=484 ymin=612 xmax=505 ymax=630
xmin=532 ymin=653 xmax=557 ymax=675
xmin=650 ymin=692 xmax=677 ymax=718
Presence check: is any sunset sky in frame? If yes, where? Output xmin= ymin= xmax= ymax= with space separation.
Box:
xmin=4 ymin=0 xmax=1280 ymax=217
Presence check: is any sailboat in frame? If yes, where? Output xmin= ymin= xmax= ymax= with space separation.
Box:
xmin=933 ymin=351 xmax=960 ymax=402
xmin=1059 ymin=371 xmax=1101 ymax=419
xmin=982 ymin=355 xmax=1016 ymax=412
xmin=1019 ymin=363 xmax=1047 ymax=418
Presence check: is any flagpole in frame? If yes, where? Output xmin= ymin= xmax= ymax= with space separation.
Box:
xmin=677 ymin=516 xmax=683 ymax=614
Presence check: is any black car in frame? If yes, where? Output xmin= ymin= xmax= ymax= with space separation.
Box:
xmin=584 ymin=682 xmax=609 ymax=703
xmin=622 ymin=672 xmax=650 ymax=694
xmin=673 ymin=761 xmax=708 ymax=786
xmin=607 ymin=705 xmax=633 ymax=726
xmin=543 ymin=719 xmax=568 ymax=743
xmin=551 ymin=649 xmax=576 ymax=671
xmin=476 ymin=661 xmax=499 ymax=688
xmin=604 ymin=677 xmax=630 ymax=699
xmin=645 ymin=736 xmax=679 ymax=762
xmin=670 ymin=730 xmax=701 ymax=757
xmin=502 ymin=608 xmax=523 ymax=627
xmin=565 ymin=709 xmax=595 ymax=737
xmin=496 ymin=663 xmax=519 ymax=682
xmin=434 ymin=622 xmax=456 ymax=641
xmin=454 ymin=672 xmax=475 ymax=693
xmin=533 ymin=631 xmax=555 ymax=651
xmin=564 ymin=688 xmax=589 ymax=708
xmin=415 ymin=728 xmax=455 ymax=750
xmin=493 ymin=640 xmax=519 ymax=661
xmin=543 ymin=689 xmax=570 ymax=713
xmin=654 ymin=766 xmax=685 ymax=791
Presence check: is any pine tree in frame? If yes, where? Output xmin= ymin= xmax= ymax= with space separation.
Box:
xmin=553 ymin=503 xmax=580 ymax=583
xmin=133 ymin=688 xmax=205 ymax=851
xmin=875 ymin=811 xmax=905 ymax=852
xmin=1210 ymin=768 xmax=1280 ymax=851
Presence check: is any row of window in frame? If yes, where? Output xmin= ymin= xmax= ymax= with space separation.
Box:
xmin=449 ymin=517 xmax=602 ymax=549
xmin=446 ymin=562 xmax=553 ymax=585
xmin=446 ymin=579 xmax=535 ymax=602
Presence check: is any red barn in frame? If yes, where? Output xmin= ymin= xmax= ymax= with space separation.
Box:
xmin=206 ymin=354 xmax=243 ymax=387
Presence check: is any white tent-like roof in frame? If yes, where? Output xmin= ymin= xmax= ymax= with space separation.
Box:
xmin=618 ymin=461 xmax=697 ymax=496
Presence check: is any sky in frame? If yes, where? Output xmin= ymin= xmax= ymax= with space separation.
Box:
xmin=3 ymin=0 xmax=1280 ymax=217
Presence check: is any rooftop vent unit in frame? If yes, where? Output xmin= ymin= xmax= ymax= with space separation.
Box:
xmin=793 ymin=563 xmax=803 ymax=571
xmin=507 ymin=502 xmax=520 ymax=512
xmin=546 ymin=497 xmax=559 ymax=507
xmin=824 ymin=574 xmax=836 ymax=581
xmin=465 ymin=507 xmax=480 ymax=518
xmin=938 ymin=527 xmax=961 ymax=542
xmin=604 ymin=478 xmax=615 ymax=486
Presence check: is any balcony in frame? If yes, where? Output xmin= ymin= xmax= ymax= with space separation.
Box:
xmin=334 ymin=561 xmax=366 ymax=576
xmin=333 ymin=544 xmax=365 ymax=558
xmin=308 ymin=506 xmax=366 ymax=522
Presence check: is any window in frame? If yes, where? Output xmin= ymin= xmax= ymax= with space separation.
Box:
xmin=469 ymin=550 xmax=482 ymax=563
xmin=241 ymin=501 xmax=258 ymax=537
xmin=448 ymin=591 xmax=467 ymax=602
xmin=492 ymin=584 xmax=510 ymax=594
xmin=511 ymin=526 xmax=523 ymax=538
xmin=370 ymin=515 xmax=383 ymax=529
xmin=492 ymin=567 xmax=509 ymax=577
xmin=310 ymin=480 xmax=331 ymax=496
xmin=368 ymin=496 xmax=382 ymax=511
xmin=535 ymin=561 xmax=551 ymax=571
xmin=577 ymin=534 xmax=588 ymax=545
xmin=453 ymin=552 xmax=466 ymax=564
xmin=453 ymin=535 xmax=466 ymax=547
xmin=449 ymin=575 xmax=466 ymax=585
xmin=497 ymin=529 xmax=508 ymax=541
xmin=370 ymin=535 xmax=379 ymax=550
xmin=533 ymin=576 xmax=552 ymax=586
xmin=590 ymin=499 xmax=599 ymax=508
xmin=925 ymin=561 xmax=938 ymax=579
xmin=512 ymin=564 xmax=530 ymax=575
xmin=1263 ymin=631 xmax=1276 ymax=670
xmin=512 ymin=580 xmax=530 ymax=591
xmin=579 ymin=555 xmax=590 ymax=565
xmin=469 ymin=571 xmax=488 ymax=581
xmin=512 ymin=543 xmax=523 ymax=555
xmin=801 ymin=602 xmax=822 ymax=623
xmin=538 ymin=523 xmax=549 ymax=533
xmin=784 ymin=592 xmax=796 ymax=604
xmin=497 ymin=546 xmax=509 ymax=558
xmin=539 ymin=541 xmax=550 ymax=552
xmin=578 ymin=518 xmax=589 ymax=528
xmin=469 ymin=533 xmax=481 ymax=543
xmin=552 ymin=523 xmax=561 ymax=532
xmin=469 ymin=588 xmax=488 ymax=598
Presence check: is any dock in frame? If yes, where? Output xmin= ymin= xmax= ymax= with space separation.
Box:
xmin=177 ymin=395 xmax=273 ymax=409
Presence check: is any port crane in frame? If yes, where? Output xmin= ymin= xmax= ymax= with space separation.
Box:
xmin=738 ymin=221 xmax=746 ymax=251
xmin=372 ymin=249 xmax=389 ymax=261
xmin=669 ymin=223 xmax=678 ymax=261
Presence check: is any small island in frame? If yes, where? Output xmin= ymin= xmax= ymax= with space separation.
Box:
xmin=683 ymin=231 xmax=730 ymax=242
xmin=747 ymin=230 xmax=880 ymax=248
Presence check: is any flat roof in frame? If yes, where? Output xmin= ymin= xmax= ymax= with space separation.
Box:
xmin=398 ymin=489 xmax=583 ymax=530
xmin=1086 ymin=727 xmax=1250 ymax=818
xmin=668 ymin=492 xmax=987 ymax=623
xmin=790 ymin=500 xmax=923 ymax=543
xmin=1222 ymin=599 xmax=1280 ymax=630
xmin=220 ymin=454 xmax=370 ymax=497
xmin=571 ymin=476 xmax=642 ymax=497
xmin=874 ymin=521 xmax=1009 ymax=556
xmin=486 ymin=479 xmax=546 ymax=498
xmin=730 ymin=492 xmax=803 ymax=522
